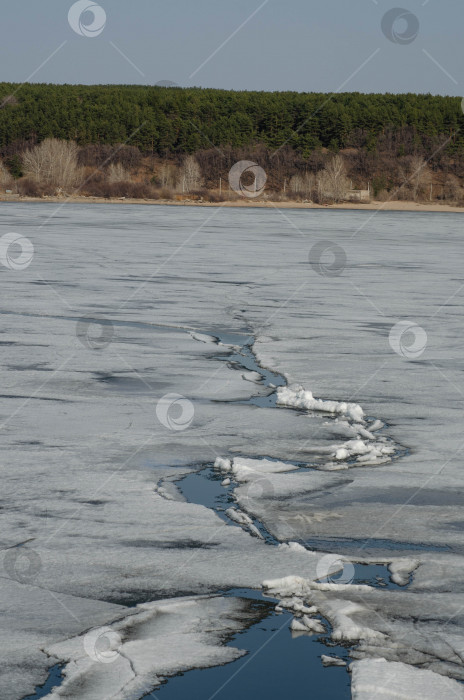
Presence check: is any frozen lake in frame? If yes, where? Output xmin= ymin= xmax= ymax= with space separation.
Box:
xmin=1 ymin=203 xmax=464 ymax=699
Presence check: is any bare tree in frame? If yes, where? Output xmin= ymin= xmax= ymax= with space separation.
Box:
xmin=22 ymin=139 xmax=82 ymax=191
xmin=178 ymin=155 xmax=202 ymax=193
xmin=407 ymin=155 xmax=431 ymax=201
xmin=0 ymin=160 xmax=12 ymax=188
xmin=317 ymin=155 xmax=349 ymax=203
xmin=289 ymin=173 xmax=314 ymax=198
xmin=443 ymin=174 xmax=461 ymax=202
xmin=107 ymin=162 xmax=129 ymax=183
xmin=158 ymin=163 xmax=178 ymax=189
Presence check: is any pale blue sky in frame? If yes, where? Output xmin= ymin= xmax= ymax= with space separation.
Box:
xmin=0 ymin=0 xmax=462 ymax=94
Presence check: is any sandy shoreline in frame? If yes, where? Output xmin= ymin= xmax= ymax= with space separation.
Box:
xmin=1 ymin=195 xmax=463 ymax=213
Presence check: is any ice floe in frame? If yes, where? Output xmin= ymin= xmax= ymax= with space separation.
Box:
xmin=44 ymin=596 xmax=255 ymax=700
xmin=351 ymin=658 xmax=464 ymax=699
xmin=321 ymin=654 xmax=346 ymax=667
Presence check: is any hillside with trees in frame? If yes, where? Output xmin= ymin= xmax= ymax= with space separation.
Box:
xmin=1 ymin=83 xmax=463 ymax=203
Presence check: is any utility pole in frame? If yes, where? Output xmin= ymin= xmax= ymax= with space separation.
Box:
xmin=219 ymin=177 xmax=222 ymax=196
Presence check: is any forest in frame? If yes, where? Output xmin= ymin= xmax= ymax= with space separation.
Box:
xmin=1 ymin=83 xmax=464 ymax=203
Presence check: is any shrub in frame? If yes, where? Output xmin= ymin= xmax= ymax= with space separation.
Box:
xmin=81 ymin=180 xmax=155 ymax=199
xmin=376 ymin=189 xmax=391 ymax=202
xmin=206 ymin=191 xmax=225 ymax=203
xmin=17 ymin=178 xmax=55 ymax=197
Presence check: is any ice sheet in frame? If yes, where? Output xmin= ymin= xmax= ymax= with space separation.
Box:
xmin=1 ymin=204 xmax=464 ymax=697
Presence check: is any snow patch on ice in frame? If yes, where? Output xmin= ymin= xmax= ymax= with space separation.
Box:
xmin=277 ymin=384 xmax=365 ymax=423
xmin=229 ymin=457 xmax=295 ymax=482
xmin=215 ymin=455 xmax=296 ymax=490
xmin=388 ymin=559 xmax=419 ymax=587
xmin=276 ymin=386 xmax=397 ymax=467
xmin=321 ymin=654 xmax=346 ymax=667
xmin=263 ymin=576 xmax=386 ymax=644
xmin=214 ymin=457 xmax=232 ymax=472
xmin=333 ymin=438 xmax=395 ymax=466
xmin=277 ymin=541 xmax=309 ymax=555
xmin=290 ymin=616 xmax=325 ymax=634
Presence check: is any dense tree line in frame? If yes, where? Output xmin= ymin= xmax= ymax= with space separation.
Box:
xmin=0 ymin=84 xmax=463 ymax=158
xmin=1 ymin=84 xmax=464 ymax=203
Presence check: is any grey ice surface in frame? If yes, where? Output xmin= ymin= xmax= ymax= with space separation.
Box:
xmin=1 ymin=203 xmax=464 ymax=697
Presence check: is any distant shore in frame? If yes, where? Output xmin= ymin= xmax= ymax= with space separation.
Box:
xmin=1 ymin=195 xmax=464 ymax=213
